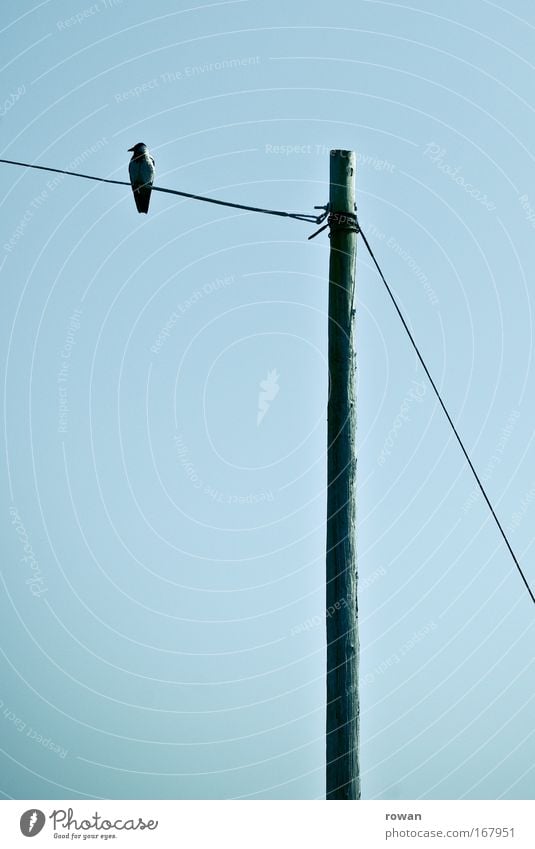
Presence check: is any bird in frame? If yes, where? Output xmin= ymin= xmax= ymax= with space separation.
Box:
xmin=128 ymin=142 xmax=155 ymax=213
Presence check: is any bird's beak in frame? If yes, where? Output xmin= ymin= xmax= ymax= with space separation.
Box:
xmin=127 ymin=147 xmax=134 ymax=152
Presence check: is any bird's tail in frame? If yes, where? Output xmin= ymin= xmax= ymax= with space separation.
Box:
xmin=133 ymin=186 xmax=151 ymax=214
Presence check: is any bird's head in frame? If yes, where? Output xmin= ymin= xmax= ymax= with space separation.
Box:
xmin=128 ymin=142 xmax=148 ymax=154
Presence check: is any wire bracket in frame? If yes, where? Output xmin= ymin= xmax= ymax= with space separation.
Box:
xmin=308 ymin=207 xmax=359 ymax=240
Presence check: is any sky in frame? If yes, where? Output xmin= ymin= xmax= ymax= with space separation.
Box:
xmin=1 ymin=0 xmax=534 ymax=801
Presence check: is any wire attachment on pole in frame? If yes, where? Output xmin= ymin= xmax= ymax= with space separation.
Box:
xmin=308 ymin=206 xmax=360 ymax=240
xmin=328 ymin=210 xmax=360 ymax=236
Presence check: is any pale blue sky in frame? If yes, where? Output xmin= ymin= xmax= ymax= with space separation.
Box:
xmin=1 ymin=0 xmax=534 ymax=800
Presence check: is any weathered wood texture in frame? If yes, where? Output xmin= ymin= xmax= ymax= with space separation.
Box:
xmin=326 ymin=150 xmax=360 ymax=800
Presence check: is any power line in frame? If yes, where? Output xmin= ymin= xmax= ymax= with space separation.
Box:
xmin=358 ymin=224 xmax=535 ymax=607
xmin=2 ymin=151 xmax=531 ymax=604
xmin=0 ymin=158 xmax=325 ymax=224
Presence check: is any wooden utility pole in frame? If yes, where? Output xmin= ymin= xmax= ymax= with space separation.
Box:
xmin=326 ymin=150 xmax=359 ymax=800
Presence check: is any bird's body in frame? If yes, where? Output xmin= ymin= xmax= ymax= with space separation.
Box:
xmin=128 ymin=142 xmax=155 ymax=213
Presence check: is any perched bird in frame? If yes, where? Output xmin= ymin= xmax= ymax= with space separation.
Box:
xmin=128 ymin=142 xmax=155 ymax=213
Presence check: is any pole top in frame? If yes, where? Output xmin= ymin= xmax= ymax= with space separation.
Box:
xmin=329 ymin=151 xmax=356 ymax=210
